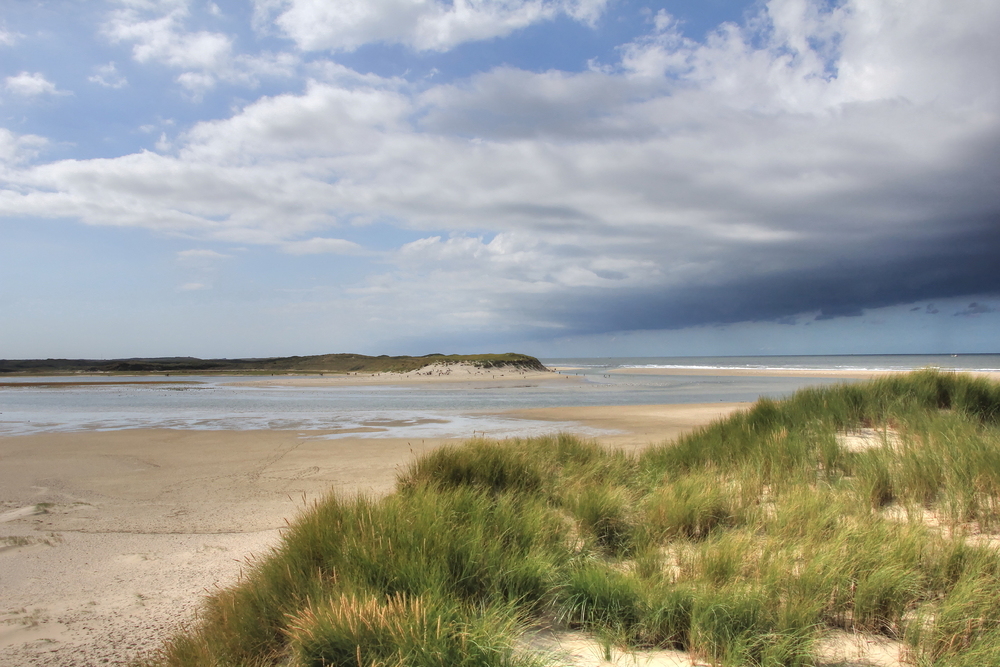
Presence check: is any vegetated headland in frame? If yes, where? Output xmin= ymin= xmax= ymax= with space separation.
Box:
xmin=146 ymin=370 xmax=1000 ymax=667
xmin=0 ymin=352 xmax=546 ymax=376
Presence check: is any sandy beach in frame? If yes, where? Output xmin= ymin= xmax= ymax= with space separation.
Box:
xmin=2 ymin=364 xmax=984 ymax=665
xmin=0 ymin=429 xmax=458 ymax=666
xmin=0 ymin=393 xmax=746 ymax=665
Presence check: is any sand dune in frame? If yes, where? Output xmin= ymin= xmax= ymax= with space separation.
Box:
xmin=224 ymin=362 xmax=572 ymax=388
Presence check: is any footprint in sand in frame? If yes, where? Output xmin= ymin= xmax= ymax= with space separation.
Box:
xmin=118 ymin=553 xmax=156 ymax=564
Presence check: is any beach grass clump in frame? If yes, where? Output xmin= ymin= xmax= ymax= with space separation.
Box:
xmin=156 ymin=486 xmax=570 ymax=665
xmin=635 ymin=584 xmax=696 ymax=649
xmin=398 ymin=438 xmax=552 ymax=496
xmin=910 ymin=584 xmax=1000 ymax=665
xmin=854 ymin=447 xmax=898 ymax=508
xmin=399 ymin=434 xmax=615 ymax=499
xmin=688 ymin=586 xmax=814 ymax=667
xmin=285 ymin=593 xmax=535 ymax=667
xmin=557 ymin=562 xmax=645 ymax=631
xmin=309 ymin=487 xmax=569 ymax=607
xmin=564 ymin=482 xmax=637 ymax=555
xmin=643 ymin=471 xmax=751 ymax=541
xmin=149 ymin=370 xmax=1000 ymax=667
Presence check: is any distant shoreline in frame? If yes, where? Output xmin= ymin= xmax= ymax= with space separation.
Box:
xmin=0 ymin=352 xmax=547 ymax=377
xmin=604 ymin=366 xmax=1000 ymax=381
xmin=6 ymin=364 xmax=1000 ymax=387
xmin=0 ymin=362 xmax=568 ymax=389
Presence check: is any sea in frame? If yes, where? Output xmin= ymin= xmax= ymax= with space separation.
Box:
xmin=1 ymin=354 xmax=997 ymax=439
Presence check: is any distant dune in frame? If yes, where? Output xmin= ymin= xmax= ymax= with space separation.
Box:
xmin=0 ymin=352 xmax=547 ymax=376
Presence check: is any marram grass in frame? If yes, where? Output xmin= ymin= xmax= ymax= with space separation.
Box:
xmin=147 ymin=370 xmax=1000 ymax=666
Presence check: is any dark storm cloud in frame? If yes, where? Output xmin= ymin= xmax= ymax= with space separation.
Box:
xmin=511 ymin=216 xmax=1000 ymax=335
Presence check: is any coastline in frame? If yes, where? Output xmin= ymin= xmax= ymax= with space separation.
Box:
xmin=0 ymin=400 xmax=739 ymax=665
xmin=3 ymin=364 xmax=997 ymax=664
xmin=5 ymin=362 xmax=998 ymax=389
xmin=0 ymin=364 xmax=576 ymax=390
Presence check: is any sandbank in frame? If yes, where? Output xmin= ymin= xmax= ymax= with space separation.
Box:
xmin=224 ymin=362 xmax=575 ymax=388
xmin=0 ymin=401 xmax=740 ymax=665
xmin=0 ymin=364 xmax=576 ymax=392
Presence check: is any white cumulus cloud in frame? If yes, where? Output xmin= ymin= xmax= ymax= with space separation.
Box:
xmin=618 ymin=0 xmax=1000 ymax=112
xmin=106 ymin=2 xmax=232 ymax=70
xmin=0 ymin=27 xmax=21 ymax=46
xmin=103 ymin=0 xmax=300 ymax=97
xmin=282 ymin=237 xmax=363 ymax=254
xmin=0 ymin=129 xmax=48 ymax=164
xmin=89 ymin=62 xmax=128 ymax=89
xmin=5 ymin=72 xmax=68 ymax=97
xmin=256 ymin=0 xmax=608 ymax=52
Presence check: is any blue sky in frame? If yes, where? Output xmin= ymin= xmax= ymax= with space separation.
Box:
xmin=1 ymin=0 xmax=998 ymax=359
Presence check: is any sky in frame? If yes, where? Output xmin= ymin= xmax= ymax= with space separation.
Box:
xmin=1 ymin=0 xmax=998 ymax=360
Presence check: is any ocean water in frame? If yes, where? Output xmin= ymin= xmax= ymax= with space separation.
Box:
xmin=542 ymin=354 xmax=1000 ymax=373
xmin=1 ymin=355 xmax=996 ymax=438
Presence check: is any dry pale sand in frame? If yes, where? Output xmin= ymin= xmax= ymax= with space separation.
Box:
xmin=0 ymin=396 xmax=746 ymax=666
xmin=0 ymin=429 xmax=458 ymax=666
xmin=608 ymin=366 xmax=1000 ymax=381
xmin=519 ymin=627 xmax=907 ymax=667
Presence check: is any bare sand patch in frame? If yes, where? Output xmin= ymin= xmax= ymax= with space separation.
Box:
xmin=813 ymin=630 xmax=907 ymax=666
xmin=836 ymin=427 xmax=902 ymax=453
xmin=518 ymin=627 xmax=907 ymax=667
xmin=521 ymin=628 xmax=694 ymax=666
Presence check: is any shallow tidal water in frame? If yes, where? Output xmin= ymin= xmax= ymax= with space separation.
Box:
xmin=1 ymin=354 xmax=995 ymax=439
